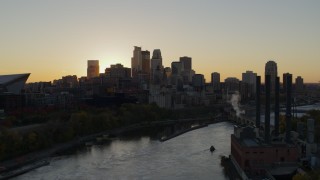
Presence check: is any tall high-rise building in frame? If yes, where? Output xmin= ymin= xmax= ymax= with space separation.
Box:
xmin=265 ymin=60 xmax=278 ymax=91
xmin=151 ymin=49 xmax=162 ymax=70
xmin=211 ymin=72 xmax=220 ymax=91
xmin=151 ymin=49 xmax=163 ymax=83
xmin=283 ymin=72 xmax=291 ymax=92
xmin=179 ymin=56 xmax=193 ymax=84
xmin=171 ymin=61 xmax=184 ymax=75
xmin=141 ymin=50 xmax=150 ymax=75
xmin=241 ymin=71 xmax=257 ymax=100
xmin=179 ymin=56 xmax=192 ymax=71
xmin=87 ymin=60 xmax=99 ymax=79
xmin=242 ymin=71 xmax=257 ymax=93
xmin=295 ymin=76 xmax=304 ymax=92
xmin=131 ymin=46 xmax=142 ymax=77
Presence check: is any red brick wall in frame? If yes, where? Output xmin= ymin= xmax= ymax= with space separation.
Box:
xmin=231 ymin=135 xmax=300 ymax=172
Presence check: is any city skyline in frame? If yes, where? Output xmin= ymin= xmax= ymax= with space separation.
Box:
xmin=1 ymin=1 xmax=320 ymax=83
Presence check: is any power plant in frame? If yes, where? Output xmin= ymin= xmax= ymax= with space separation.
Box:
xmin=230 ymin=73 xmax=317 ymax=179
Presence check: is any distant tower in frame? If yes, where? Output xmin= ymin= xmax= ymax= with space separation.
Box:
xmin=151 ymin=49 xmax=163 ymax=83
xmin=179 ymin=56 xmax=193 ymax=84
xmin=131 ymin=46 xmax=142 ymax=77
xmin=87 ymin=60 xmax=99 ymax=79
xmin=265 ymin=61 xmax=278 ymax=92
xmin=211 ymin=72 xmax=220 ymax=91
xmin=283 ymin=73 xmax=291 ymax=92
xmin=295 ymin=76 xmax=304 ymax=92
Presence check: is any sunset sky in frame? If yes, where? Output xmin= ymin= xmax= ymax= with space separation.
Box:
xmin=0 ymin=0 xmax=319 ymax=83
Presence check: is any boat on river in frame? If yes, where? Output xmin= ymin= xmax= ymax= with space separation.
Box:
xmin=210 ymin=146 xmax=215 ymax=152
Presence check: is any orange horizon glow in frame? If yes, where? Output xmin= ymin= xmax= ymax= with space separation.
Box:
xmin=1 ymin=1 xmax=319 ymax=84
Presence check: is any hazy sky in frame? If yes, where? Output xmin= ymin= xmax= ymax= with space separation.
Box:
xmin=0 ymin=0 xmax=319 ymax=83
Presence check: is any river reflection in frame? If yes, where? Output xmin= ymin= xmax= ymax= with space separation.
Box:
xmin=17 ymin=122 xmax=233 ymax=180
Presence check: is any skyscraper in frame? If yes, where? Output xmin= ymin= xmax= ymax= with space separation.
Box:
xmin=87 ymin=60 xmax=99 ymax=79
xmin=171 ymin=61 xmax=184 ymax=75
xmin=151 ymin=49 xmax=162 ymax=70
xmin=211 ymin=72 xmax=220 ymax=91
xmin=151 ymin=49 xmax=163 ymax=83
xmin=179 ymin=56 xmax=193 ymax=84
xmin=141 ymin=50 xmax=150 ymax=75
xmin=242 ymin=71 xmax=257 ymax=93
xmin=179 ymin=56 xmax=192 ymax=71
xmin=265 ymin=60 xmax=278 ymax=92
xmin=283 ymin=72 xmax=291 ymax=92
xmin=131 ymin=46 xmax=142 ymax=77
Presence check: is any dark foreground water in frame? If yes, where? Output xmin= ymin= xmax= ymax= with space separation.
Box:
xmin=17 ymin=122 xmax=233 ymax=180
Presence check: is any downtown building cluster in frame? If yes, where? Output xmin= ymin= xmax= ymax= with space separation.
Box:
xmin=0 ymin=49 xmax=312 ymax=116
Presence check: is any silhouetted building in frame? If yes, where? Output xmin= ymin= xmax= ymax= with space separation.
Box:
xmin=265 ymin=60 xmax=277 ymax=92
xmin=178 ymin=56 xmax=193 ymax=84
xmin=241 ymin=71 xmax=257 ymax=99
xmin=224 ymin=77 xmax=239 ymax=92
xmin=0 ymin=73 xmax=30 ymax=94
xmin=211 ymin=72 xmax=220 ymax=91
xmin=87 ymin=60 xmax=99 ymax=79
xmin=25 ymin=81 xmax=52 ymax=93
xmin=171 ymin=61 xmax=184 ymax=75
xmin=283 ymin=73 xmax=291 ymax=93
xmin=151 ymin=49 xmax=163 ymax=83
xmin=0 ymin=73 xmax=30 ymax=113
xmin=141 ymin=50 xmax=151 ymax=76
xmin=192 ymin=74 xmax=205 ymax=91
xmin=179 ymin=56 xmax=192 ymax=71
xmin=105 ymin=63 xmax=131 ymax=79
xmin=231 ymin=126 xmax=300 ymax=177
xmin=131 ymin=46 xmax=142 ymax=77
xmin=62 ymin=75 xmax=78 ymax=88
xmin=295 ymin=76 xmax=304 ymax=92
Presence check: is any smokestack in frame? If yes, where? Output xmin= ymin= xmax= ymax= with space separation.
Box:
xmin=285 ymin=74 xmax=292 ymax=143
xmin=256 ymin=76 xmax=261 ymax=128
xmin=275 ymin=76 xmax=280 ymax=136
xmin=265 ymin=75 xmax=271 ymax=143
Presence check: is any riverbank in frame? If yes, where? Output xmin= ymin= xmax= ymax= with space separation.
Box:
xmin=16 ymin=121 xmax=234 ymax=180
xmin=159 ymin=119 xmax=226 ymax=142
xmin=160 ymin=123 xmax=209 ymax=142
xmin=0 ymin=117 xmax=223 ymax=178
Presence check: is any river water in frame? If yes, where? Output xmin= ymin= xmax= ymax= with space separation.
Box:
xmin=17 ymin=122 xmax=233 ymax=180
